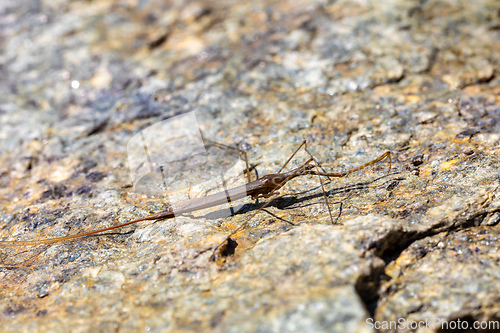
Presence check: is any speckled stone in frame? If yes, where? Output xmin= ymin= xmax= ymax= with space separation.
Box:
xmin=1 ymin=0 xmax=499 ymax=332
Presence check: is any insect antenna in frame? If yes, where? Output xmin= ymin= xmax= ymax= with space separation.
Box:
xmin=277 ymin=140 xmax=307 ymax=174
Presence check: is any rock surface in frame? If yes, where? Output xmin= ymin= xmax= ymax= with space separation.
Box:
xmin=0 ymin=0 xmax=499 ymax=332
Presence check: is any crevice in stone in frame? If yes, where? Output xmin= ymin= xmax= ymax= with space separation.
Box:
xmin=373 ymin=209 xmax=491 ymax=265
xmin=220 ymin=237 xmax=238 ymax=257
xmin=353 ymin=206 xmax=499 ymax=324
xmin=354 ymin=261 xmax=388 ymax=318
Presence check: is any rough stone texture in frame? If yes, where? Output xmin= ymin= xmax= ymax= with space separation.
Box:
xmin=0 ymin=0 xmax=499 ymax=332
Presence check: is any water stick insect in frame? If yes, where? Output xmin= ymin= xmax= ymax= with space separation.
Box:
xmin=0 ymin=141 xmax=392 ymax=258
